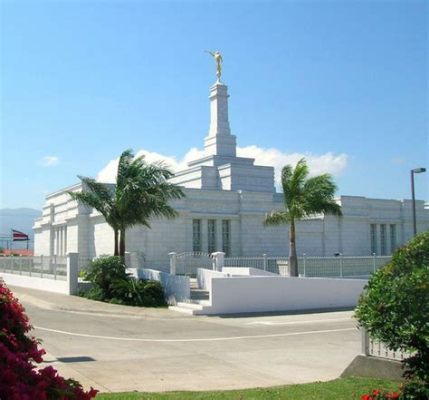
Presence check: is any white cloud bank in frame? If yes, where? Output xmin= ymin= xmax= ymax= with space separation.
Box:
xmin=97 ymin=146 xmax=348 ymax=188
xmin=40 ymin=156 xmax=59 ymax=167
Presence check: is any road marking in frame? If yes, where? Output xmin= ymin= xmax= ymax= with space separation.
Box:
xmin=34 ymin=326 xmax=355 ymax=343
xmin=246 ymin=317 xmax=351 ymax=326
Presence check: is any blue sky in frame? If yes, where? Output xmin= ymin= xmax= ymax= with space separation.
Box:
xmin=1 ymin=0 xmax=427 ymax=209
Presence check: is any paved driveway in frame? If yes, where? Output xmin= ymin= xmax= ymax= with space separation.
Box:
xmin=12 ymin=286 xmax=361 ymax=393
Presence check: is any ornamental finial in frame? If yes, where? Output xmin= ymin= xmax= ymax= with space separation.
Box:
xmin=205 ymin=50 xmax=223 ymax=82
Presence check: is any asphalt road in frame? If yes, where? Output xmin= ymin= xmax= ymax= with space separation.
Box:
xmin=11 ymin=286 xmax=361 ymax=393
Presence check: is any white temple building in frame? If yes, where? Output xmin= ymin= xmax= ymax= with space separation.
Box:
xmin=34 ymin=78 xmax=429 ymax=270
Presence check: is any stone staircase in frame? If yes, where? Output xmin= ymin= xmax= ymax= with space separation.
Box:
xmin=169 ymin=278 xmax=211 ymax=315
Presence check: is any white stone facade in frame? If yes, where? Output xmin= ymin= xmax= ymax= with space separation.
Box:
xmin=33 ymin=80 xmax=429 ymax=270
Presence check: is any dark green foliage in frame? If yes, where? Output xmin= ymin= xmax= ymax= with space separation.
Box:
xmin=401 ymin=381 xmax=429 ymax=399
xmin=355 ymin=232 xmax=429 ymax=384
xmin=82 ymin=256 xmax=129 ymax=301
xmin=82 ymin=256 xmax=166 ymax=307
xmin=111 ymin=278 xmax=166 ymax=307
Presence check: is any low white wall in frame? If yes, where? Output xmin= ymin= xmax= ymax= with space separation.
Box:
xmin=0 ymin=253 xmax=79 ymax=295
xmin=197 ymin=268 xmax=227 ymax=291
xmin=208 ymin=276 xmax=366 ymax=314
xmin=0 ymin=273 xmax=69 ymax=294
xmin=222 ymin=267 xmax=278 ymax=276
xmin=138 ymin=268 xmax=190 ymax=305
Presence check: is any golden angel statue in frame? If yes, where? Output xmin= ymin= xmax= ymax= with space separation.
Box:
xmin=206 ymin=50 xmax=223 ymax=81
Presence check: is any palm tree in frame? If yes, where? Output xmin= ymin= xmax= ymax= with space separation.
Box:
xmin=264 ymin=158 xmax=342 ymax=277
xmin=68 ymin=149 xmax=184 ymax=258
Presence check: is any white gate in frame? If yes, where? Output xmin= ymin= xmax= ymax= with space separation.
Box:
xmin=175 ymin=252 xmax=213 ymax=276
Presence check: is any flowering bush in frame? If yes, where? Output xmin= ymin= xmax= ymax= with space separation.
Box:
xmin=360 ymin=383 xmax=429 ymax=400
xmin=0 ymin=279 xmax=98 ymax=399
xmin=360 ymin=389 xmax=400 ymax=400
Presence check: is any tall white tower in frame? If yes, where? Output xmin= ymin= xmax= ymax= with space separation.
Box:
xmin=204 ymin=82 xmax=237 ymax=157
xmin=170 ymin=70 xmax=274 ymax=193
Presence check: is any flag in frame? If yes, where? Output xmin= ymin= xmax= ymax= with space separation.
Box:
xmin=12 ymin=229 xmax=29 ymax=241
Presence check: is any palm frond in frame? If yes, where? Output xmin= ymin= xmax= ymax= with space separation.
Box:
xmin=116 ymin=149 xmax=134 ymax=191
xmin=302 ymin=174 xmax=342 ymax=216
xmin=71 ymin=148 xmax=185 ymax=255
xmin=281 ymin=159 xmax=308 ymax=210
xmin=68 ymin=191 xmax=114 ymax=222
xmin=264 ymin=210 xmax=290 ymax=226
xmin=78 ymin=176 xmax=114 ymax=204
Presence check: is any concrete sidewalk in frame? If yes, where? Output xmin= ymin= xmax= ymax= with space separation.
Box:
xmin=11 ymin=285 xmax=361 ymax=393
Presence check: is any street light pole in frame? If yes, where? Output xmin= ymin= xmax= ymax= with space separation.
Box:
xmin=411 ymin=167 xmax=426 ymax=236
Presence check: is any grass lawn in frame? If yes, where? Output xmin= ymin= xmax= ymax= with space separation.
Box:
xmin=96 ymin=377 xmax=402 ymax=399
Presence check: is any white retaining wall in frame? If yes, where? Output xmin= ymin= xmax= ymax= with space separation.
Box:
xmin=0 ymin=273 xmax=70 ymax=294
xmin=207 ymin=276 xmax=367 ymax=314
xmin=222 ymin=267 xmax=278 ymax=276
xmin=137 ymin=268 xmax=190 ymax=305
xmin=197 ymin=268 xmax=228 ymax=291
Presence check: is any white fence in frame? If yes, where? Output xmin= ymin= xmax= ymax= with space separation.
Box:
xmin=361 ymin=329 xmax=408 ymax=361
xmin=0 ymin=253 xmax=79 ymax=295
xmin=175 ymin=252 xmax=213 ymax=276
xmin=223 ymin=255 xmax=391 ymax=278
xmin=224 ymin=256 xmax=288 ymax=275
xmin=300 ymin=255 xmax=391 ymax=278
xmin=0 ymin=255 xmax=68 ymax=280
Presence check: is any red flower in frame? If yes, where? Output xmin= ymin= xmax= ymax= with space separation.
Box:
xmin=0 ymin=280 xmax=98 ymax=400
xmin=361 ymin=389 xmax=402 ymax=400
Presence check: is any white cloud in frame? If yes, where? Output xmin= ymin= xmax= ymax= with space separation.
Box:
xmin=96 ymin=148 xmax=195 ymax=184
xmin=40 ymin=156 xmax=59 ymax=167
xmin=237 ymin=145 xmax=348 ymax=187
xmin=97 ymin=146 xmax=348 ymax=188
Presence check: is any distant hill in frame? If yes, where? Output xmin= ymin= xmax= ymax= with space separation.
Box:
xmin=0 ymin=208 xmax=41 ymax=250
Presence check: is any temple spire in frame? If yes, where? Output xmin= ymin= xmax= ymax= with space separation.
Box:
xmin=204 ymin=82 xmax=237 ymax=157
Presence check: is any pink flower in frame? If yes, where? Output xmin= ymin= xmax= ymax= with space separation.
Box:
xmin=0 ymin=280 xmax=97 ymax=400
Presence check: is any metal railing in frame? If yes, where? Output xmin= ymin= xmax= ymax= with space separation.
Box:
xmin=224 ymin=254 xmax=391 ymax=278
xmin=0 ymin=255 xmax=67 ymax=280
xmin=224 ymin=256 xmax=289 ymax=275
xmin=299 ymin=255 xmax=391 ymax=278
xmin=175 ymin=252 xmax=213 ymax=276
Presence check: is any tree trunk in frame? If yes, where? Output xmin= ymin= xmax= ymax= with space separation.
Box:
xmin=119 ymin=227 xmax=126 ymax=261
xmin=289 ymin=219 xmax=298 ymax=277
xmin=114 ymin=229 xmax=119 ymax=256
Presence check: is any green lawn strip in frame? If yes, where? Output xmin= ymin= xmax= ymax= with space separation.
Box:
xmin=96 ymin=377 xmax=402 ymax=400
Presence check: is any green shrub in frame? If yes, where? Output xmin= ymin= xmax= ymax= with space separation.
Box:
xmin=401 ymin=381 xmax=429 ymax=399
xmin=112 ymin=278 xmax=166 ymax=307
xmin=82 ymin=256 xmax=129 ymax=301
xmin=82 ymin=256 xmax=166 ymax=307
xmin=141 ymin=281 xmax=167 ymax=307
xmin=355 ymin=232 xmax=429 ymax=383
